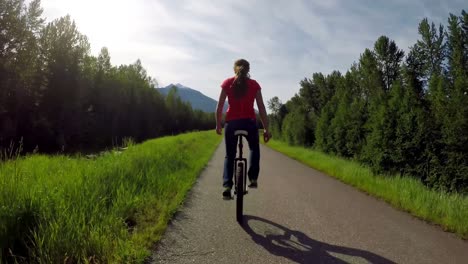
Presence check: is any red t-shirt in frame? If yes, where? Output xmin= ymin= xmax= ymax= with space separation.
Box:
xmin=221 ymin=77 xmax=261 ymax=121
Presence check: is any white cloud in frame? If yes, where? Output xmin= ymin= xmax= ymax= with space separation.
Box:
xmin=38 ymin=0 xmax=466 ymax=103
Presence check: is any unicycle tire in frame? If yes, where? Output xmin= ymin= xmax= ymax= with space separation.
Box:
xmin=236 ymin=162 xmax=244 ymax=224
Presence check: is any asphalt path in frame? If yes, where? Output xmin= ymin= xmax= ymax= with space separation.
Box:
xmin=149 ymin=141 xmax=468 ymax=264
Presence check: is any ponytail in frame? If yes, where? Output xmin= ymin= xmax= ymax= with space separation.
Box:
xmin=232 ymin=59 xmax=250 ymax=99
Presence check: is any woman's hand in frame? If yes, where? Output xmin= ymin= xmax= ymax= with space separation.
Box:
xmin=216 ymin=125 xmax=223 ymax=135
xmin=263 ymin=129 xmax=272 ymax=143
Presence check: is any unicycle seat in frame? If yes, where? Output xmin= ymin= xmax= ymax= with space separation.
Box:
xmin=234 ymin=130 xmax=248 ymax=136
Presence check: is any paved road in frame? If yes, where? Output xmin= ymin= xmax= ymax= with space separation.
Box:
xmin=149 ymin=142 xmax=468 ymax=264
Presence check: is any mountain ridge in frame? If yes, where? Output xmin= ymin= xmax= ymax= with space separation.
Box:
xmin=157 ymin=83 xmax=227 ymax=113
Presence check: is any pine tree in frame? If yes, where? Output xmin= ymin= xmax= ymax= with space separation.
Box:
xmin=362 ymin=91 xmax=394 ymax=173
xmin=329 ymin=68 xmax=367 ymax=158
xmin=0 ymin=0 xmax=44 ymax=150
xmin=359 ymin=48 xmax=387 ymax=168
xmin=315 ymin=94 xmax=338 ymax=153
xmin=440 ymin=12 xmax=468 ymax=192
xmin=374 ymin=36 xmax=405 ymax=91
xmin=313 ymin=72 xmax=343 ymax=152
xmin=267 ymin=96 xmax=286 ymax=139
xmin=281 ymin=95 xmax=313 ymax=146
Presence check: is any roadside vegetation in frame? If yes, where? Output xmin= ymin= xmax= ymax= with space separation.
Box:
xmin=268 ymin=10 xmax=468 ymax=194
xmin=0 ymin=131 xmax=221 ymax=263
xmin=1 ymin=0 xmax=214 ymax=156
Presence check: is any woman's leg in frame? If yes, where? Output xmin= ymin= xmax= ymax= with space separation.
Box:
xmin=246 ymin=119 xmax=260 ymax=182
xmin=223 ymin=121 xmax=237 ymax=188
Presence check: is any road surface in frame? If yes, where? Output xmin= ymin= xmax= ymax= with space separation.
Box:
xmin=149 ymin=142 xmax=468 ymax=264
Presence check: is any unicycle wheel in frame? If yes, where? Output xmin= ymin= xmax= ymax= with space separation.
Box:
xmin=235 ymin=162 xmax=244 ymax=224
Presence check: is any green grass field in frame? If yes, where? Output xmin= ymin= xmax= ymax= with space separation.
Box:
xmin=0 ymin=131 xmax=222 ymax=263
xmin=266 ymin=139 xmax=468 ymax=239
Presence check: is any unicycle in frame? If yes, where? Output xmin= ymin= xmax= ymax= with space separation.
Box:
xmin=234 ymin=130 xmax=248 ymax=224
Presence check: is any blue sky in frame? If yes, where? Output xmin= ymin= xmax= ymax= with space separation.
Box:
xmin=40 ymin=0 xmax=466 ymax=104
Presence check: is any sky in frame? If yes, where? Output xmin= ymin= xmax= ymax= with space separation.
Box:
xmin=39 ymin=0 xmax=466 ymax=103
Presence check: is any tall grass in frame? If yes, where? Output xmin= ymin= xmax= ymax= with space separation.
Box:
xmin=266 ymin=140 xmax=468 ymax=239
xmin=0 ymin=131 xmax=221 ymax=263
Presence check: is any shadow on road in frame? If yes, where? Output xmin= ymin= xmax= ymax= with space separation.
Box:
xmin=241 ymin=215 xmax=396 ymax=264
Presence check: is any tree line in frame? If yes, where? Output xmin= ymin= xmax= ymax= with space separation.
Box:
xmin=268 ymin=10 xmax=468 ymax=193
xmin=0 ymin=0 xmax=215 ymax=155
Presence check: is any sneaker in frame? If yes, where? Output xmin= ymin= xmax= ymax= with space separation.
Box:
xmin=248 ymin=180 xmax=258 ymax=189
xmin=222 ymin=187 xmax=232 ymax=199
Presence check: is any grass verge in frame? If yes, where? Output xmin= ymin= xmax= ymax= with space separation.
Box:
xmin=0 ymin=131 xmax=221 ymax=263
xmin=265 ymin=139 xmax=468 ymax=239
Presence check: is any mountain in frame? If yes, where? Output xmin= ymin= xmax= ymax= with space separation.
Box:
xmin=158 ymin=83 xmax=227 ymax=113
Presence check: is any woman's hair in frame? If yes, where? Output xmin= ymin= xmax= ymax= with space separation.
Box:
xmin=232 ymin=59 xmax=250 ymax=99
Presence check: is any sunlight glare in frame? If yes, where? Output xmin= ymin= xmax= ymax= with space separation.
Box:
xmin=43 ymin=0 xmax=148 ymax=54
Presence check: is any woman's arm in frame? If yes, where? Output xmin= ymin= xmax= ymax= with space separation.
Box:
xmin=255 ymin=90 xmax=272 ymax=142
xmin=215 ymin=89 xmax=227 ymax=135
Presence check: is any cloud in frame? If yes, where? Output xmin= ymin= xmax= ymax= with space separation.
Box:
xmin=39 ymin=0 xmax=466 ymax=103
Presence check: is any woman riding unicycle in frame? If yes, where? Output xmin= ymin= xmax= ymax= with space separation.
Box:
xmin=216 ymin=59 xmax=272 ymax=199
